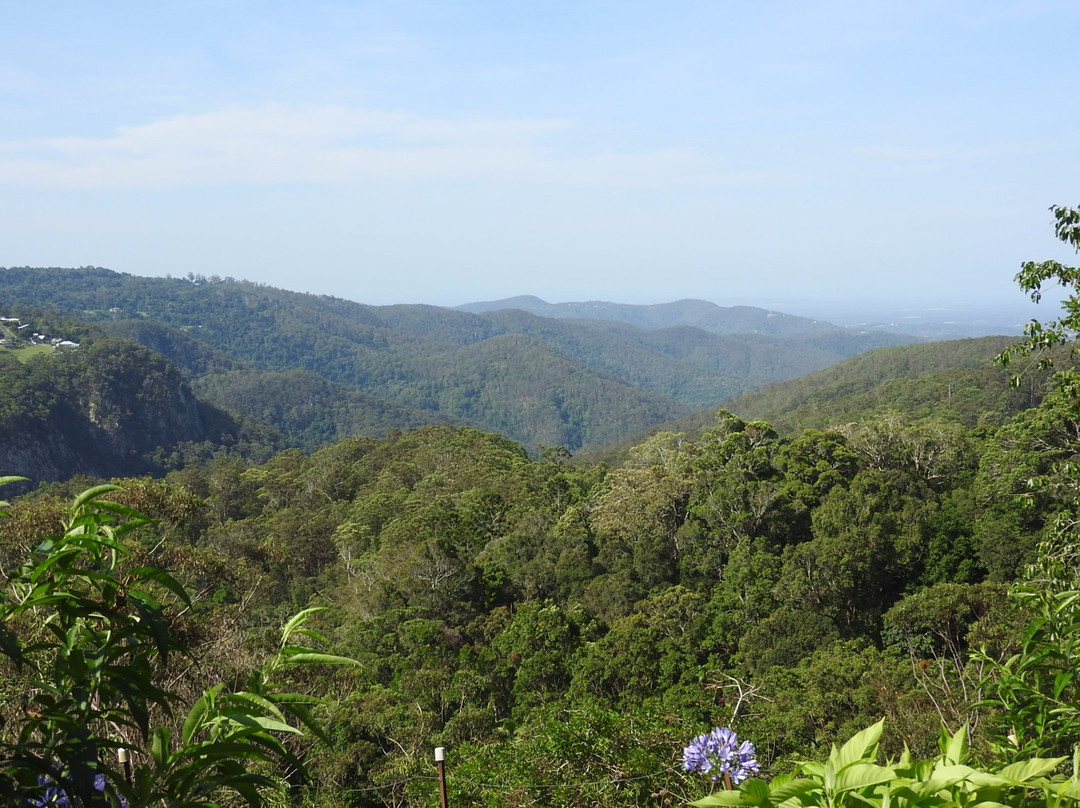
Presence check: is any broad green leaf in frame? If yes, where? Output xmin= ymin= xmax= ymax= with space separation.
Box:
xmin=221 ymin=712 xmax=301 ymax=735
xmin=280 ymin=651 xmax=362 ymax=667
xmin=931 ymin=763 xmax=980 ymax=782
xmin=178 ymin=739 xmax=278 ymax=761
xmin=769 ymin=777 xmax=819 ymax=802
xmin=941 ymin=725 xmax=968 ymax=766
xmin=835 ymin=763 xmax=897 ymax=793
xmin=995 ymin=757 xmax=1066 ymax=783
xmin=835 ymin=720 xmax=886 ymax=771
xmin=72 ymin=484 xmax=124 ymax=512
xmin=152 ymin=726 xmax=171 ymax=768
xmin=1045 ymin=779 xmax=1080 ymax=800
xmin=1054 ymin=670 xmax=1075 ymax=699
xmin=224 ymin=690 xmax=287 ymax=723
xmin=182 ymin=691 xmax=214 ymax=744
xmin=280 ymin=607 xmax=327 ymax=645
xmin=693 ymin=791 xmax=746 ymax=807
xmin=268 ymin=697 xmax=329 ymax=744
xmin=740 ymin=778 xmax=771 ymax=806
xmin=130 ymin=567 xmax=192 ymax=607
xmin=128 ymin=591 xmax=171 ymax=658
xmin=267 ymin=691 xmax=321 ymax=707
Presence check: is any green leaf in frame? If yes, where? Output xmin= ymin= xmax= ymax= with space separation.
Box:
xmin=739 ymin=778 xmax=772 ymax=806
xmin=280 ymin=607 xmax=326 ymax=646
xmin=152 ymin=726 xmax=171 ymax=769
xmin=128 ymin=591 xmax=171 ymax=658
xmin=1053 ymin=670 xmax=1075 ymax=699
xmin=72 ymin=484 xmax=124 ymax=512
xmin=223 ymin=690 xmax=287 ymax=722
xmin=768 ymin=777 xmax=819 ymax=802
xmin=130 ymin=567 xmax=192 ymax=607
xmin=280 ymin=651 xmax=362 ymax=667
xmin=276 ymin=699 xmax=330 ymax=744
xmin=995 ymin=757 xmax=1066 ymax=783
xmin=835 ymin=763 xmax=897 ymax=793
xmin=834 ymin=720 xmax=886 ymax=771
xmin=90 ymin=499 xmax=151 ymax=521
xmin=940 ymin=724 xmax=968 ymax=766
xmin=182 ymin=689 xmax=216 ymax=744
xmin=931 ymin=763 xmax=980 ymax=782
xmin=693 ymin=792 xmax=747 ymax=807
xmin=221 ymin=712 xmax=301 ymax=735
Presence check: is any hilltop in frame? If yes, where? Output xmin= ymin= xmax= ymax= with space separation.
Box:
xmin=0 ymin=266 xmax=922 ymax=453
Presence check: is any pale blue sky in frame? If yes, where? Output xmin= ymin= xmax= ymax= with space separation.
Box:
xmin=2 ymin=1 xmax=1078 ymax=317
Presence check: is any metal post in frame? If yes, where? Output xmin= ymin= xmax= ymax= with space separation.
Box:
xmin=118 ymin=748 xmax=132 ymax=785
xmin=434 ymin=746 xmax=448 ymax=808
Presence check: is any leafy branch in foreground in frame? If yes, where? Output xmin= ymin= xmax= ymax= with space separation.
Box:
xmin=0 ymin=478 xmax=359 ymax=808
xmin=998 ymin=204 xmax=1080 ymax=387
xmin=691 ymin=719 xmax=1080 ymax=808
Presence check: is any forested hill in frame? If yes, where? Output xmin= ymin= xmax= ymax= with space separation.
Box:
xmin=719 ymin=336 xmax=1056 ymax=433
xmin=458 ymin=295 xmax=843 ymax=336
xmin=0 ymin=331 xmax=279 ymax=485
xmin=0 ymin=266 xmax=921 ymax=452
xmin=651 ymin=336 xmax=1059 ymax=442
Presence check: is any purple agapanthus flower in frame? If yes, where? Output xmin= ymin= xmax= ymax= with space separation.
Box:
xmin=682 ymin=727 xmax=760 ymax=785
xmin=30 ymin=773 xmax=129 ymax=807
xmin=30 ymin=776 xmax=73 ymax=808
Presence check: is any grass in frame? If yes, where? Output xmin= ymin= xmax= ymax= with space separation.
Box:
xmin=1 ymin=344 xmax=55 ymax=362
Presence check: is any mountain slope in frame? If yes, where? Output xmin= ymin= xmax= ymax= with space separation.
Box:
xmin=657 ymin=336 xmax=1056 ymax=440
xmin=0 ymin=336 xmax=280 ymax=483
xmin=456 ymin=295 xmax=915 ymax=346
xmin=0 ymin=267 xmax=924 ymax=451
xmin=456 ymin=295 xmax=834 ymax=336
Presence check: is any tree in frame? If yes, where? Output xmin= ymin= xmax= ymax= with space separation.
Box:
xmin=999 ymin=204 xmax=1080 ymax=387
xmin=0 ymin=479 xmax=358 ymax=807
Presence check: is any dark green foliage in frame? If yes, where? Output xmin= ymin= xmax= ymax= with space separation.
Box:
xmin=0 ymin=337 xmax=279 ymax=484
xmin=11 ymin=230 xmax=1080 ymax=805
xmin=0 ymin=266 xmax=924 ymax=452
xmin=0 ymin=481 xmax=357 ymax=808
xmin=1 ymin=389 xmax=1073 ymax=806
xmin=193 ymin=368 xmax=448 ymax=451
xmin=701 ymin=336 xmax=1056 ymax=438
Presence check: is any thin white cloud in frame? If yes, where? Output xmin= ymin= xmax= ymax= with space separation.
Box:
xmin=0 ymin=103 xmax=775 ymax=192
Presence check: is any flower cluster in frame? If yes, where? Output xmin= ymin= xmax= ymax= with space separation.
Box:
xmin=29 ymin=774 xmax=128 ymax=807
xmin=682 ymin=727 xmax=760 ymax=785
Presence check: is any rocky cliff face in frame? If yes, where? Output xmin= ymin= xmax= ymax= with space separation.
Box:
xmin=0 ymin=338 xmax=257 ymax=485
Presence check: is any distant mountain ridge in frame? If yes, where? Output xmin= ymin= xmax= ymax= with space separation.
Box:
xmin=456 ymin=295 xmax=846 ymax=337
xmin=0 ymin=267 xmax=924 ymax=453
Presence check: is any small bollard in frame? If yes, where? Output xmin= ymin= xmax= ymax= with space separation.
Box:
xmin=434 ymin=746 xmax=448 ymax=808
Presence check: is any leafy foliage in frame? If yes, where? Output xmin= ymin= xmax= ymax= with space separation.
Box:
xmin=0 ymin=480 xmax=357 ymax=807
xmin=8 ymin=212 xmax=1080 ymax=806
xmin=0 ymin=266 xmax=922 ymax=452
xmin=692 ymin=720 xmax=1078 ymax=808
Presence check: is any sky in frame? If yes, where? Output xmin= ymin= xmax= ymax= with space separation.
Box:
xmin=2 ymin=1 xmax=1079 ymax=318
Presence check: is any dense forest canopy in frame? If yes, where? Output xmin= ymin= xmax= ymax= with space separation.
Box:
xmin=0 ymin=267 xmax=918 ymax=452
xmin=3 ymin=389 xmax=1080 ymax=806
xmin=3 ymin=206 xmax=1080 ymax=806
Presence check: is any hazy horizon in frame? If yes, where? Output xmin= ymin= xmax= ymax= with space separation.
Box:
xmin=3 ymin=2 xmax=1077 ymax=312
